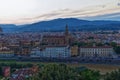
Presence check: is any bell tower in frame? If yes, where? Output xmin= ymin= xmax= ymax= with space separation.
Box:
xmin=65 ymin=24 xmax=69 ymax=36
xmin=0 ymin=27 xmax=3 ymax=33
xmin=64 ymin=24 xmax=70 ymax=45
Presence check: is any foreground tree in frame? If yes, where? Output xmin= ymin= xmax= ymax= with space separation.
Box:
xmin=27 ymin=64 xmax=100 ymax=80
xmin=104 ymin=69 xmax=120 ymax=80
xmin=79 ymin=69 xmax=100 ymax=80
xmin=39 ymin=64 xmax=79 ymax=80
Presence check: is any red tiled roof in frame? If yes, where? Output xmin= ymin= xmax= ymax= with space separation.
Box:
xmin=11 ymin=68 xmax=34 ymax=80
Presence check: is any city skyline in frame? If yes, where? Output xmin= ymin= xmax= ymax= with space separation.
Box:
xmin=0 ymin=0 xmax=120 ymax=24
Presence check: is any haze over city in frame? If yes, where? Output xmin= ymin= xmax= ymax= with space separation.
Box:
xmin=0 ymin=0 xmax=120 ymax=24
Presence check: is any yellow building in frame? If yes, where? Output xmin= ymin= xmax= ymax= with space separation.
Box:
xmin=71 ymin=45 xmax=78 ymax=57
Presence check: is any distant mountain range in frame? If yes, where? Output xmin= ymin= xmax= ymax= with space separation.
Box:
xmin=0 ymin=24 xmax=17 ymax=33
xmin=1 ymin=18 xmax=120 ymax=32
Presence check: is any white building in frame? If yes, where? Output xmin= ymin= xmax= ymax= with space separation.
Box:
xmin=79 ymin=46 xmax=117 ymax=58
xmin=30 ymin=46 xmax=70 ymax=58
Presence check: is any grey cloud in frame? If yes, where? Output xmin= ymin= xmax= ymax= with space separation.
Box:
xmin=82 ymin=12 xmax=120 ymax=21
xmin=18 ymin=6 xmax=120 ymax=24
xmin=117 ymin=3 xmax=120 ymax=6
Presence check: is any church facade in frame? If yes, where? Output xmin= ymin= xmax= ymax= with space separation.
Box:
xmin=41 ymin=25 xmax=73 ymax=46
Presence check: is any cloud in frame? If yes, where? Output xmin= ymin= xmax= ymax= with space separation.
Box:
xmin=117 ymin=3 xmax=120 ymax=6
xmin=0 ymin=1 xmax=120 ymax=24
xmin=18 ymin=3 xmax=120 ymax=24
xmin=82 ymin=12 xmax=120 ymax=21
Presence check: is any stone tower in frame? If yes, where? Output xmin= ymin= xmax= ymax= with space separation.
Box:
xmin=0 ymin=27 xmax=3 ymax=33
xmin=65 ymin=25 xmax=70 ymax=45
xmin=65 ymin=24 xmax=69 ymax=36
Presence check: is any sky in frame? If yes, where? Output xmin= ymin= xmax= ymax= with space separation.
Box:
xmin=0 ymin=0 xmax=120 ymax=24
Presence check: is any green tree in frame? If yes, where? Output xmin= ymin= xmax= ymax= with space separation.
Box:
xmin=79 ymin=69 xmax=100 ymax=80
xmin=110 ymin=42 xmax=117 ymax=47
xmin=114 ymin=46 xmax=120 ymax=54
xmin=27 ymin=64 xmax=100 ymax=80
xmin=104 ymin=69 xmax=120 ymax=80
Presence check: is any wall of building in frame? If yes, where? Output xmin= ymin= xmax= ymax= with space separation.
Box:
xmin=30 ymin=46 xmax=70 ymax=58
xmin=79 ymin=47 xmax=116 ymax=58
xmin=0 ymin=50 xmax=14 ymax=57
xmin=71 ymin=45 xmax=78 ymax=57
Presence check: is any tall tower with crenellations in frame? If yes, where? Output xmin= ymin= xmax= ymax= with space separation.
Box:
xmin=65 ymin=24 xmax=69 ymax=36
xmin=0 ymin=27 xmax=3 ymax=33
xmin=65 ymin=24 xmax=71 ymax=45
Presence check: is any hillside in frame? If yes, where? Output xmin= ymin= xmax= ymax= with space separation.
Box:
xmin=1 ymin=18 xmax=120 ymax=32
